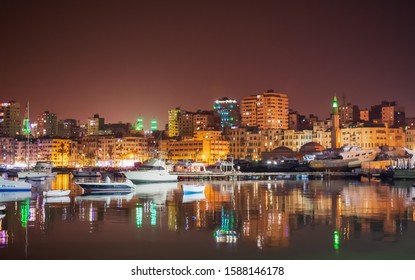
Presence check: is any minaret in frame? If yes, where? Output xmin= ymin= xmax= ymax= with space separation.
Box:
xmin=331 ymin=95 xmax=340 ymax=148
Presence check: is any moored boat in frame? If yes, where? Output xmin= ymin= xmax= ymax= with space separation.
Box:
xmin=75 ymin=177 xmax=136 ymax=193
xmin=308 ymin=146 xmax=379 ymax=171
xmin=0 ymin=177 xmax=32 ymax=192
xmin=17 ymin=161 xmax=57 ymax=181
xmin=123 ymin=158 xmax=178 ymax=183
xmin=71 ymin=167 xmax=101 ymax=178
xmin=43 ymin=190 xmax=71 ymax=197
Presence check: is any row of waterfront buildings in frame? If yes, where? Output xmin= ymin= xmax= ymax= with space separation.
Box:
xmin=1 ymin=91 xmax=414 ymax=167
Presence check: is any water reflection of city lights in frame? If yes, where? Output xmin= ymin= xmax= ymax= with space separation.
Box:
xmin=257 ymin=235 xmax=263 ymax=249
xmin=136 ymin=205 xmax=143 ymax=228
xmin=89 ymin=207 xmax=97 ymax=222
xmin=0 ymin=230 xmax=8 ymax=248
xmin=150 ymin=201 xmax=157 ymax=226
xmin=334 ymin=230 xmax=340 ymax=251
xmin=214 ymin=229 xmax=238 ymax=243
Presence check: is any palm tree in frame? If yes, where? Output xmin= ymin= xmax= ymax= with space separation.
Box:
xmin=57 ymin=142 xmax=69 ymax=167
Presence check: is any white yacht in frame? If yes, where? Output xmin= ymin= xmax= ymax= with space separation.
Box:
xmin=308 ymin=146 xmax=379 ymax=171
xmin=17 ymin=161 xmax=57 ymax=181
xmin=123 ymin=158 xmax=178 ymax=183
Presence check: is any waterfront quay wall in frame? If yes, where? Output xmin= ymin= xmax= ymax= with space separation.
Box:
xmin=174 ymin=171 xmax=360 ymax=181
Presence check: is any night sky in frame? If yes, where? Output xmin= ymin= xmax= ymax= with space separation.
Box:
xmin=1 ymin=0 xmax=414 ymax=129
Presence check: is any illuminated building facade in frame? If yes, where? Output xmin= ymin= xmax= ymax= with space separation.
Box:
xmin=229 ymin=127 xmax=285 ymax=160
xmin=57 ymin=119 xmax=78 ymax=138
xmin=87 ymin=114 xmax=105 ymax=135
xmin=338 ymin=102 xmax=359 ymax=127
xmin=406 ymin=129 xmax=415 ymax=150
xmin=134 ymin=117 xmax=144 ymax=131
xmin=406 ymin=117 xmax=415 ymax=129
xmin=281 ymin=130 xmax=313 ymax=152
xmin=151 ymin=119 xmax=157 ymax=131
xmin=180 ymin=111 xmax=194 ymax=137
xmin=213 ymin=97 xmax=241 ymax=132
xmin=340 ymin=124 xmax=406 ymax=148
xmin=0 ymin=101 xmax=21 ymax=137
xmin=159 ymin=130 xmax=229 ymax=164
xmin=360 ymin=109 xmax=369 ymax=122
xmin=312 ymin=120 xmax=332 ymax=149
xmin=370 ymin=101 xmax=405 ymax=128
xmin=14 ymin=139 xmax=38 ymax=165
xmin=36 ymin=111 xmax=58 ymax=137
xmin=80 ymin=135 xmax=149 ymax=166
xmin=0 ymin=137 xmax=15 ymax=165
xmin=241 ymin=90 xmax=289 ymax=129
xmin=192 ymin=110 xmax=216 ymax=132
xmin=168 ymin=108 xmax=181 ymax=137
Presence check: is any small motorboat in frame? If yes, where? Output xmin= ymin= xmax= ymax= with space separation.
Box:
xmin=0 ymin=204 xmax=5 ymax=211
xmin=0 ymin=177 xmax=32 ymax=192
xmin=76 ymin=177 xmax=136 ymax=193
xmin=42 ymin=190 xmax=71 ymax=197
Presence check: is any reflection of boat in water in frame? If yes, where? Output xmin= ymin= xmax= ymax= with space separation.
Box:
xmin=124 ymin=158 xmax=178 ymax=183
xmin=0 ymin=191 xmax=32 ymax=202
xmin=75 ymin=177 xmax=136 ymax=193
xmin=182 ymin=192 xmax=206 ymax=203
xmin=74 ymin=191 xmax=135 ymax=203
xmin=0 ymin=177 xmax=32 ymax=192
xmin=134 ymin=182 xmax=178 ymax=205
xmin=182 ymin=184 xmax=205 ymax=194
xmin=44 ymin=196 xmax=71 ymax=204
xmin=308 ymin=146 xmax=379 ymax=171
xmin=43 ymin=190 xmax=71 ymax=197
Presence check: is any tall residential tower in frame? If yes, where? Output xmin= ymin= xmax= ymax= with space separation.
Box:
xmin=240 ymin=90 xmax=288 ymax=129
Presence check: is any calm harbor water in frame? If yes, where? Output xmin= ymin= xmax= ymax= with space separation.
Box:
xmin=1 ymin=174 xmax=415 ymax=260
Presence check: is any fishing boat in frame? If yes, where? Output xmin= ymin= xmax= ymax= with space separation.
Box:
xmin=123 ymin=158 xmax=178 ymax=183
xmin=42 ymin=190 xmax=71 ymax=197
xmin=0 ymin=177 xmax=32 ymax=192
xmin=75 ymin=176 xmax=136 ymax=193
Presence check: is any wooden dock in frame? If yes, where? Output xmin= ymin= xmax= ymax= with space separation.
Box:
xmin=173 ymin=171 xmax=360 ymax=181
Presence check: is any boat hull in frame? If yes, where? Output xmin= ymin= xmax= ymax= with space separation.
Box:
xmin=123 ymin=171 xmax=178 ymax=184
xmin=308 ymin=159 xmax=355 ymax=172
xmin=77 ymin=182 xmax=135 ymax=192
xmin=43 ymin=190 xmax=71 ymax=197
xmin=0 ymin=179 xmax=32 ymax=192
xmin=17 ymin=171 xmax=57 ymax=180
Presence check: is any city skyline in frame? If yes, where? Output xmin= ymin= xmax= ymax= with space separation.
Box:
xmin=1 ymin=0 xmax=415 ymax=126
